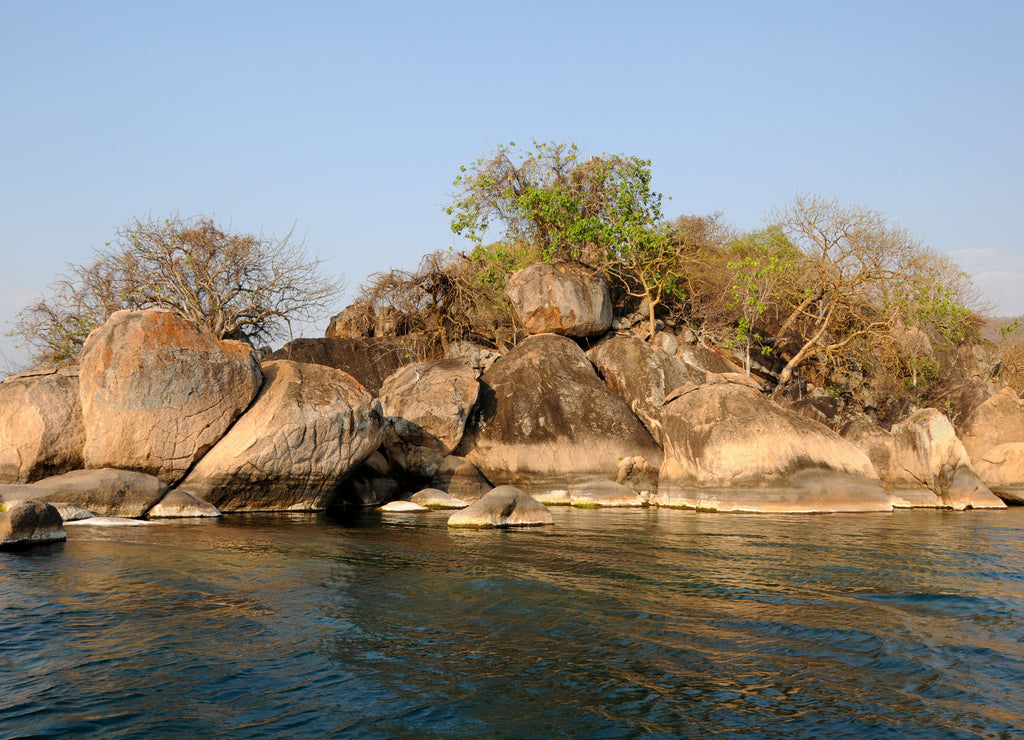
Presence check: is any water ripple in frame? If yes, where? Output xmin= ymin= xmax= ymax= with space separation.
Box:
xmin=2 ymin=508 xmax=1024 ymax=738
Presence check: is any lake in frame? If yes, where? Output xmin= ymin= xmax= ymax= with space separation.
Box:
xmin=2 ymin=507 xmax=1023 ymax=739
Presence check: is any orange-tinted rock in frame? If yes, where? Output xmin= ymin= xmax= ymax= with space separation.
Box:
xmin=78 ymin=310 xmax=262 ymax=484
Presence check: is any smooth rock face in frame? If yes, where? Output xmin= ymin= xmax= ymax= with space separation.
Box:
xmin=568 ymin=478 xmax=646 ymax=508
xmin=379 ymin=359 xmax=479 ymax=479
xmin=447 ymin=486 xmax=554 ymax=528
xmin=656 ymin=380 xmax=891 ymax=513
xmin=0 ymin=468 xmax=169 ymax=518
xmin=505 ymin=262 xmax=612 ymax=338
xmin=267 ymin=336 xmax=433 ymax=396
xmin=78 ymin=309 xmax=262 ymax=485
xmin=147 ymin=489 xmax=222 ymax=518
xmin=587 ymin=334 xmax=704 ymax=445
xmin=0 ymin=368 xmax=84 ymax=483
xmin=429 ymin=455 xmax=493 ymax=502
xmin=457 ymin=334 xmax=663 ymax=491
xmin=409 ymin=488 xmax=469 ymax=509
xmin=890 ymin=408 xmax=1006 ymax=510
xmin=181 ymin=360 xmax=383 ymax=512
xmin=955 ymin=387 xmax=1024 ymax=502
xmin=0 ymin=500 xmax=66 ymax=548
xmin=842 ymin=419 xmax=898 ymax=490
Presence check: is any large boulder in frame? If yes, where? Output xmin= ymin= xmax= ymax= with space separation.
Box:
xmin=955 ymin=387 xmax=1024 ymax=503
xmin=656 ymin=377 xmax=891 ymax=512
xmin=456 ymin=334 xmax=663 ymax=492
xmin=266 ymin=336 xmax=433 ymax=396
xmin=0 ymin=368 xmax=84 ymax=483
xmin=505 ymin=262 xmax=612 ymax=338
xmin=587 ymin=333 xmax=704 ymax=445
xmin=447 ymin=485 xmax=554 ymax=528
xmin=78 ymin=309 xmax=262 ymax=484
xmin=0 ymin=500 xmax=66 ymax=549
xmin=0 ymin=468 xmax=169 ymax=518
xmin=180 ymin=360 xmax=383 ymax=512
xmin=378 ymin=359 xmax=479 ymax=479
xmin=890 ymin=408 xmax=1006 ymax=509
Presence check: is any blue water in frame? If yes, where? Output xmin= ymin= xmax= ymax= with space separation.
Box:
xmin=2 ymin=507 xmax=1024 ymax=739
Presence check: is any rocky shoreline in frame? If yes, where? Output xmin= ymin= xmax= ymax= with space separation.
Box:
xmin=3 ymin=263 xmax=1021 ymax=547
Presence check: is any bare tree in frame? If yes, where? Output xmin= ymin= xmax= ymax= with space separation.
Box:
xmin=10 ymin=214 xmax=344 ymax=367
xmin=768 ymin=194 xmax=930 ymax=396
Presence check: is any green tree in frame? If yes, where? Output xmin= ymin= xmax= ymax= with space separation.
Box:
xmin=724 ymin=226 xmax=799 ymax=374
xmin=447 ymin=140 xmax=676 ymax=335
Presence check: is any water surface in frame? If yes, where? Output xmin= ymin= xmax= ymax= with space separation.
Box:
xmin=2 ymin=507 xmax=1023 ymax=739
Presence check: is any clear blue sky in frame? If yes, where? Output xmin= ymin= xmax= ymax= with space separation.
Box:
xmin=2 ymin=0 xmax=1022 ymax=366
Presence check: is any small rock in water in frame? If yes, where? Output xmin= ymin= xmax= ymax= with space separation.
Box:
xmin=447 ymin=486 xmax=554 ymax=528
xmin=64 ymin=517 xmax=155 ymax=526
xmin=377 ymin=500 xmax=429 ymax=513
xmin=409 ymin=488 xmax=469 ymax=509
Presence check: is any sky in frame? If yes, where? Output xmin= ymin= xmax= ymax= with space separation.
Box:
xmin=2 ymin=0 xmax=1022 ymax=368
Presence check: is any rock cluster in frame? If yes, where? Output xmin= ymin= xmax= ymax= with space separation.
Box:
xmin=4 ymin=258 xmax=1023 ymax=545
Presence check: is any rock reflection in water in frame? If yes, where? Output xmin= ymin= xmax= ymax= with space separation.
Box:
xmin=1 ymin=508 xmax=1023 ymax=738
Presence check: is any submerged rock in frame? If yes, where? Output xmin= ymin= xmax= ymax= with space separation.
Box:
xmin=377 ymin=500 xmax=428 ymax=512
xmin=148 ymin=489 xmax=222 ymax=518
xmin=568 ymin=478 xmax=646 ymax=508
xmin=0 ymin=500 xmax=66 ymax=548
xmin=409 ymin=488 xmax=469 ymax=509
xmin=447 ymin=486 xmax=554 ymax=528
xmin=656 ymin=378 xmax=891 ymax=513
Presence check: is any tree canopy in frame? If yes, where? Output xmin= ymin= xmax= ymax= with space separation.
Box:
xmin=10 ymin=214 xmax=344 ymax=367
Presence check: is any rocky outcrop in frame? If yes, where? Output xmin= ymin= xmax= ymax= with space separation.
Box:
xmin=378 ymin=359 xmax=479 ymax=479
xmin=0 ymin=368 xmax=84 ymax=483
xmin=267 ymin=336 xmax=433 ymax=396
xmin=447 ymin=486 xmax=554 ymax=528
xmin=181 ymin=360 xmax=383 ymax=512
xmin=456 ymin=334 xmax=663 ymax=492
xmin=78 ymin=309 xmax=262 ymax=484
xmin=0 ymin=468 xmax=169 ymax=518
xmin=505 ymin=262 xmax=612 ymax=338
xmin=428 ymin=455 xmax=493 ymax=502
xmin=0 ymin=500 xmax=66 ymax=549
xmin=656 ymin=377 xmax=891 ymax=512
xmin=587 ymin=334 xmax=704 ymax=445
xmin=890 ymin=408 xmax=1006 ymax=509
